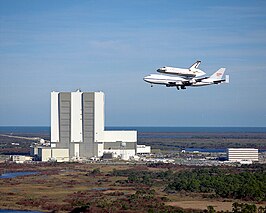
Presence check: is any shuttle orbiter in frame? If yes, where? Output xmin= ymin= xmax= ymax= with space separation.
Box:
xmin=157 ymin=61 xmax=206 ymax=77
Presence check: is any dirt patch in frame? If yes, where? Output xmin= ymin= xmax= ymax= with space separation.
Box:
xmin=166 ymin=200 xmax=233 ymax=211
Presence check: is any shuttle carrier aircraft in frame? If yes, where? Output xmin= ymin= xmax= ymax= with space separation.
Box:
xmin=144 ymin=61 xmax=229 ymax=90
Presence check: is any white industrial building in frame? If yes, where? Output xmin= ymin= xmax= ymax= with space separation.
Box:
xmin=33 ymin=90 xmax=150 ymax=162
xmin=227 ymin=148 xmax=259 ymax=163
xmin=37 ymin=148 xmax=69 ymax=162
xmin=10 ymin=155 xmax=32 ymax=163
xmin=136 ymin=145 xmax=151 ymax=154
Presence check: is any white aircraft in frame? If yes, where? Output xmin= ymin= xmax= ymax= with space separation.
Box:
xmin=143 ymin=68 xmax=229 ymax=90
xmin=157 ymin=60 xmax=206 ymax=77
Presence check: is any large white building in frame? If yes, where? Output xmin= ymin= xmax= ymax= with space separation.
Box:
xmin=227 ymin=148 xmax=259 ymax=162
xmin=35 ymin=90 xmax=149 ymax=162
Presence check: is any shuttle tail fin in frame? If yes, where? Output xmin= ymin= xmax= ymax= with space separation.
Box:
xmin=189 ymin=60 xmax=201 ymax=71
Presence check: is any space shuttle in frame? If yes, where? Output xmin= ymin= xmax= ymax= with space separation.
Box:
xmin=156 ymin=60 xmax=206 ymax=77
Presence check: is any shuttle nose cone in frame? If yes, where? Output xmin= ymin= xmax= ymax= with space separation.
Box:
xmin=157 ymin=68 xmax=165 ymax=73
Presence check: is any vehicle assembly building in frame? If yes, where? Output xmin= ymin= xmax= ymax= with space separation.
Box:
xmin=32 ymin=90 xmax=150 ymax=162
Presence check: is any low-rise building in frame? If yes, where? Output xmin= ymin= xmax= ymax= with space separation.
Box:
xmin=137 ymin=145 xmax=151 ymax=154
xmin=10 ymin=155 xmax=32 ymax=163
xmin=227 ymin=148 xmax=258 ymax=162
xmin=37 ymin=147 xmax=69 ymax=162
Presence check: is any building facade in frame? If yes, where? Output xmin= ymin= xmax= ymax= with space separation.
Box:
xmin=227 ymin=148 xmax=259 ymax=162
xmin=37 ymin=90 xmax=138 ymax=161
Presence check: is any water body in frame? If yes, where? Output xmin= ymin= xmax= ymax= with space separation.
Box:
xmin=0 ymin=126 xmax=50 ymax=134
xmin=0 ymin=126 xmax=266 ymax=134
xmin=185 ymin=148 xmax=227 ymax=153
xmin=91 ymin=187 xmax=110 ymax=191
xmin=184 ymin=148 xmax=266 ymax=153
xmin=0 ymin=172 xmax=38 ymax=179
xmin=107 ymin=126 xmax=266 ymax=133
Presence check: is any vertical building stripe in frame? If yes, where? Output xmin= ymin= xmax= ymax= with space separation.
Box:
xmin=94 ymin=92 xmax=105 ymax=142
xmin=51 ymin=92 xmax=59 ymax=142
xmin=71 ymin=91 xmax=83 ymax=142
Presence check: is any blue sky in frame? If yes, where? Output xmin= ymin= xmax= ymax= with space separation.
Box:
xmin=0 ymin=0 xmax=266 ymax=127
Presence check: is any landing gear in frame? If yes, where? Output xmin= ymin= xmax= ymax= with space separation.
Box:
xmin=176 ymin=86 xmax=179 ymax=90
xmin=181 ymin=85 xmax=186 ymax=90
xmin=151 ymin=84 xmax=153 ymax=87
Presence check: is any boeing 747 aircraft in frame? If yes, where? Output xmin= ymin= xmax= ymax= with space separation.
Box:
xmin=144 ymin=68 xmax=229 ymax=90
xmin=157 ymin=61 xmax=206 ymax=77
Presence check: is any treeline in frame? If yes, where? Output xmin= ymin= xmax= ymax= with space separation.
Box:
xmin=166 ymin=167 xmax=266 ymax=201
xmin=112 ymin=168 xmax=173 ymax=186
xmin=112 ymin=165 xmax=266 ymax=201
xmin=202 ymin=202 xmax=266 ymax=213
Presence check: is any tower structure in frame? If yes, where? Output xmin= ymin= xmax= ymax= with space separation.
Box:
xmin=38 ymin=90 xmax=137 ymax=161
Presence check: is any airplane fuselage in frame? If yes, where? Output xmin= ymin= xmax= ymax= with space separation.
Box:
xmin=143 ymin=74 xmax=189 ymax=86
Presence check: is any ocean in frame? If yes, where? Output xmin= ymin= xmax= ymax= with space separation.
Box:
xmin=0 ymin=126 xmax=265 ymax=134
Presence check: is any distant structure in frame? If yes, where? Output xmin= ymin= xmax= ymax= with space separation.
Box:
xmin=10 ymin=155 xmax=32 ymax=163
xmin=136 ymin=145 xmax=151 ymax=154
xmin=32 ymin=90 xmax=150 ymax=162
xmin=227 ymin=148 xmax=258 ymax=163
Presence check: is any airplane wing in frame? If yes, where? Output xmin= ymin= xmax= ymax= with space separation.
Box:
xmin=195 ymin=77 xmax=209 ymax=82
xmin=213 ymin=79 xmax=226 ymax=84
xmin=167 ymin=80 xmax=191 ymax=87
xmin=167 ymin=82 xmax=177 ymax=86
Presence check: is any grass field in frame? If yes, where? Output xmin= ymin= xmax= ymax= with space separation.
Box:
xmin=0 ymin=163 xmax=265 ymax=213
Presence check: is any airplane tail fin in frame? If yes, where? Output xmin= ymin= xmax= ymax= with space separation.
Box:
xmin=189 ymin=60 xmax=201 ymax=71
xmin=210 ymin=68 xmax=226 ymax=79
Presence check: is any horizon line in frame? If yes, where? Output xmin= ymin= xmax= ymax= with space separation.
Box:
xmin=0 ymin=125 xmax=266 ymax=128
